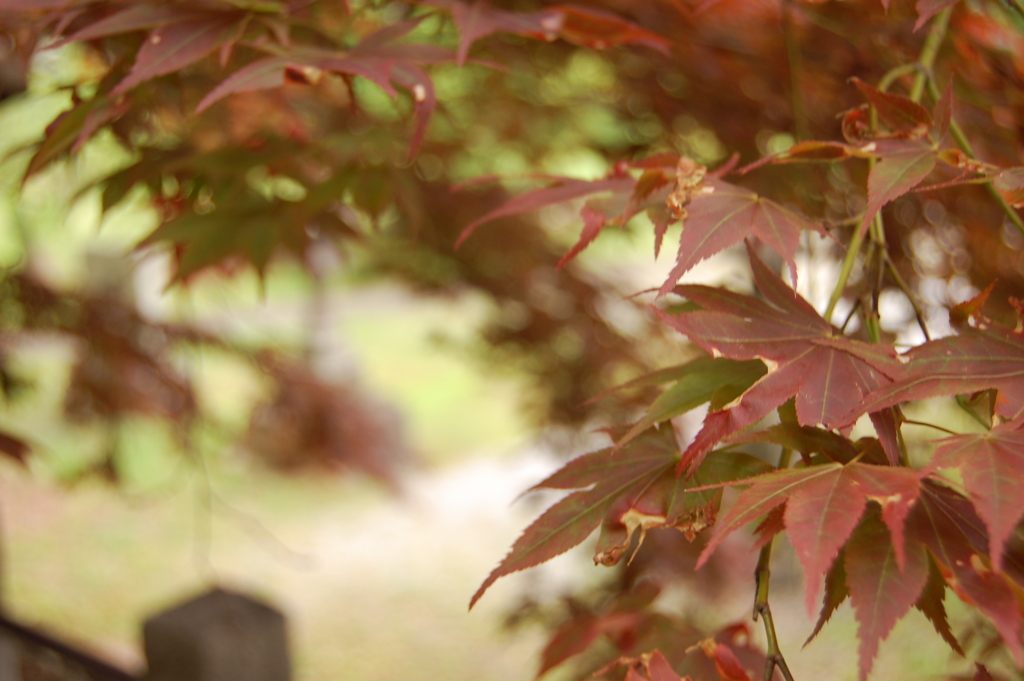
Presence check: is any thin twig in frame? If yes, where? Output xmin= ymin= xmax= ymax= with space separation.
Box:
xmin=882 ymin=253 xmax=931 ymax=341
xmin=782 ymin=0 xmax=808 ymax=141
xmin=902 ymin=418 xmax=958 ymax=435
xmin=910 ymin=8 xmax=952 ymax=102
xmin=754 ymin=540 xmax=796 ymax=681
xmin=839 ymin=297 xmax=862 ymax=332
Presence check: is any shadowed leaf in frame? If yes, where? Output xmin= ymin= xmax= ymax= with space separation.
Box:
xmin=928 ymin=422 xmax=1024 ymax=572
xmin=112 ymin=16 xmax=246 ymax=96
xmin=805 ymin=552 xmax=848 ymax=646
xmin=851 ymin=77 xmax=932 ymax=134
xmin=907 ymin=481 xmax=1023 ymax=664
xmin=914 ymin=557 xmax=964 ymax=655
xmin=859 ymin=139 xmax=936 ymax=237
xmin=614 ymin=357 xmax=766 ymax=451
xmin=845 ymin=511 xmax=929 ymax=681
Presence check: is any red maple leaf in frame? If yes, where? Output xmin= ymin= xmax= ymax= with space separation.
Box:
xmin=848 ymin=320 xmax=1024 ymax=425
xmin=696 ymin=462 xmax=923 ymax=616
xmin=469 ymin=428 xmax=772 ymax=608
xmin=845 ymin=511 xmax=930 ymax=681
xmin=657 ymin=179 xmax=827 ymax=295
xmin=905 ymin=481 xmax=1023 ymax=664
xmin=927 ymin=422 xmax=1024 ymax=572
xmin=661 ymin=244 xmax=901 ymax=475
xmin=415 ymin=0 xmax=670 ymax=63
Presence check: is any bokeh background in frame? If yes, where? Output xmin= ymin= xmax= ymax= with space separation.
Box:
xmin=0 ymin=2 xmax=1011 ymax=679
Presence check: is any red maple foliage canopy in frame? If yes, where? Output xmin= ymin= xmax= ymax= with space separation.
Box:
xmin=1 ymin=0 xmax=1024 ymax=679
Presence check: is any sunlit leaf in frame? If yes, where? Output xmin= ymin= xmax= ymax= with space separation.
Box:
xmin=849 ymin=320 xmax=1024 ymax=424
xmin=662 ymin=245 xmax=900 ymax=475
xmin=471 ymin=429 xmax=771 ymax=608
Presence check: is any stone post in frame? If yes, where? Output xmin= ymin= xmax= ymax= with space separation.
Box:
xmin=143 ymin=588 xmax=289 ymax=681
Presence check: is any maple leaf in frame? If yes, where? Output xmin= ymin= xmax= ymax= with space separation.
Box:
xmin=111 ymin=14 xmax=249 ymax=96
xmin=805 ymin=549 xmax=848 ymax=646
xmin=845 ymin=511 xmax=930 ymax=681
xmin=687 ymin=638 xmax=753 ymax=681
xmin=727 ymin=422 xmax=882 ymax=466
xmin=457 ymin=153 xmax=825 ymax=280
xmin=658 ymin=178 xmax=827 ymax=295
xmin=139 ymin=168 xmax=355 ymax=280
xmin=804 ymin=544 xmax=964 ymax=659
xmin=613 ymin=356 xmax=767 ymax=451
xmin=50 ymin=5 xmax=208 ymax=48
xmin=850 ymin=78 xmax=933 ymax=137
xmin=915 ymin=557 xmax=964 ymax=655
xmin=469 ymin=428 xmax=772 ymax=608
xmin=600 ymin=650 xmax=689 ymax=681
xmin=859 ymin=139 xmax=936 ymax=237
xmin=927 ymin=422 xmax=1024 ymax=573
xmin=848 ymin=319 xmax=1024 ymax=425
xmin=538 ymin=584 xmax=659 ymax=676
xmin=736 ymin=140 xmax=873 ymax=176
xmin=915 ymin=0 xmax=962 ymax=31
xmin=455 ymin=175 xmax=639 ymax=249
xmin=661 ymin=244 xmax=901 ymax=475
xmin=416 ymin=0 xmax=670 ymax=62
xmin=906 ymin=481 xmax=1023 ymax=664
xmin=23 ymin=94 xmax=130 ymax=180
xmin=696 ymin=462 xmax=923 ymax=615
xmin=194 ymin=21 xmax=448 ymax=157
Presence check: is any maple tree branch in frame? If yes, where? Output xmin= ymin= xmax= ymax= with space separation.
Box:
xmin=753 ymin=540 xmax=795 ymax=681
xmin=782 ymin=0 xmax=808 ymax=141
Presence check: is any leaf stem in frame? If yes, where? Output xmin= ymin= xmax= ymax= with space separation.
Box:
xmin=782 ymin=0 xmax=808 ymax=141
xmin=778 ymin=446 xmax=793 ymax=470
xmin=753 ymin=540 xmax=795 ymax=681
xmin=824 ymin=221 xmax=865 ymax=323
xmin=910 ymin=8 xmax=952 ymax=102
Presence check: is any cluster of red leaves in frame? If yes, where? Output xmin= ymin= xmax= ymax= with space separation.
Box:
xmin=454 ymin=7 xmax=1024 ymax=681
